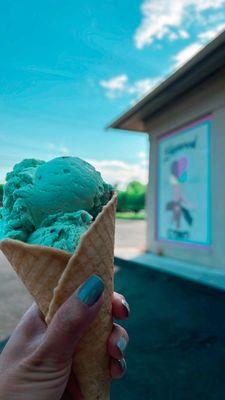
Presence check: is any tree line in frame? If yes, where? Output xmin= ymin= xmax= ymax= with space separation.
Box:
xmin=117 ymin=181 xmax=146 ymax=213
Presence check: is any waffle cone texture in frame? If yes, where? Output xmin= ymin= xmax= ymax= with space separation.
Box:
xmin=0 ymin=191 xmax=118 ymax=400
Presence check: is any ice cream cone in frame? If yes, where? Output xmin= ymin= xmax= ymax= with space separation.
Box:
xmin=0 ymin=191 xmax=117 ymax=400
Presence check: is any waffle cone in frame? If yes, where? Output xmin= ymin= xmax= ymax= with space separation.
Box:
xmin=0 ymin=191 xmax=118 ymax=400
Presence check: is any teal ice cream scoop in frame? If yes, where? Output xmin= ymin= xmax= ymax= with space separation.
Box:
xmin=21 ymin=157 xmax=112 ymax=228
xmin=27 ymin=210 xmax=92 ymax=253
xmin=0 ymin=156 xmax=113 ymax=252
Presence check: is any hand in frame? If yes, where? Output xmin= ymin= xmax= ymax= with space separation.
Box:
xmin=0 ymin=275 xmax=129 ymax=400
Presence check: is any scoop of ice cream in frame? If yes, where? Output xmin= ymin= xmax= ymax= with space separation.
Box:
xmin=19 ymin=157 xmax=112 ymax=228
xmin=0 ymin=156 xmax=113 ymax=252
xmin=27 ymin=210 xmax=92 ymax=253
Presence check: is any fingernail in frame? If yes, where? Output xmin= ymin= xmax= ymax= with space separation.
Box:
xmin=76 ymin=275 xmax=104 ymax=306
xmin=118 ymin=358 xmax=127 ymax=372
xmin=117 ymin=337 xmax=127 ymax=354
xmin=122 ymin=298 xmax=130 ymax=316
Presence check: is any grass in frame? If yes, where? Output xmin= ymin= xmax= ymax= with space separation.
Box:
xmin=116 ymin=211 xmax=146 ymax=220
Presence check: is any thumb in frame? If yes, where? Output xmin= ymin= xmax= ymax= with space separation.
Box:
xmin=38 ymin=274 xmax=104 ymax=363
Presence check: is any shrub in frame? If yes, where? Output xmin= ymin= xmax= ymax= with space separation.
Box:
xmin=117 ymin=181 xmax=146 ymax=213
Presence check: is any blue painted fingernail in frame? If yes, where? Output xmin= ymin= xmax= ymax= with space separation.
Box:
xmin=117 ymin=337 xmax=127 ymax=354
xmin=122 ymin=298 xmax=130 ymax=316
xmin=76 ymin=275 xmax=104 ymax=306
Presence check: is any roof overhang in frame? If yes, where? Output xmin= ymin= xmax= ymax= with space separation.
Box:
xmin=107 ymin=30 xmax=225 ymax=133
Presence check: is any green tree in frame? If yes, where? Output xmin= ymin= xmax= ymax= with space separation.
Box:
xmin=126 ymin=181 xmax=146 ymax=213
xmin=117 ymin=181 xmax=146 ymax=213
xmin=117 ymin=190 xmax=127 ymax=212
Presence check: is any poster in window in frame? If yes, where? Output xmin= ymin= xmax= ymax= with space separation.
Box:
xmin=157 ymin=117 xmax=211 ymax=246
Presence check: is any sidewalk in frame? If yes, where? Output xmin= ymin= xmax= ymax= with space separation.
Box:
xmin=115 ymin=219 xmax=146 ymax=259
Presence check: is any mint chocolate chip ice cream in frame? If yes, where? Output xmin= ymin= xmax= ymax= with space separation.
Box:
xmin=0 ymin=156 xmax=113 ymax=253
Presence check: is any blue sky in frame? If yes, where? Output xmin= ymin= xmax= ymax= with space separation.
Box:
xmin=0 ymin=0 xmax=225 ymax=186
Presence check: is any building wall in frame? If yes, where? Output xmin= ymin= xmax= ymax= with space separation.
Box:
xmin=146 ymin=69 xmax=225 ymax=268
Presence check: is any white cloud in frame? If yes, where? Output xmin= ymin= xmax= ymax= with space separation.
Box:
xmin=127 ymin=78 xmax=161 ymax=97
xmin=86 ymin=159 xmax=148 ymax=189
xmin=198 ymin=23 xmax=225 ymax=41
xmin=172 ymin=23 xmax=225 ymax=69
xmin=134 ymin=0 xmax=225 ymax=49
xmin=100 ymin=75 xmax=162 ymax=100
xmin=140 ymin=159 xmax=148 ymax=167
xmin=138 ymin=151 xmax=147 ymax=158
xmin=173 ymin=42 xmax=204 ymax=68
xmin=167 ymin=29 xmax=189 ymax=42
xmin=179 ymin=30 xmax=190 ymax=39
xmin=99 ymin=75 xmax=128 ymax=99
xmin=168 ymin=32 xmax=179 ymax=41
xmin=137 ymin=151 xmax=148 ymax=167
xmin=59 ymin=146 xmax=70 ymax=155
xmin=99 ymin=75 xmax=128 ymax=91
xmin=195 ymin=0 xmax=225 ymax=10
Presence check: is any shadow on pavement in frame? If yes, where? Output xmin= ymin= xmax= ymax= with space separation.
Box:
xmin=112 ymin=260 xmax=225 ymax=400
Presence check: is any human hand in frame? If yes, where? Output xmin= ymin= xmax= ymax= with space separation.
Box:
xmin=0 ymin=274 xmax=129 ymax=400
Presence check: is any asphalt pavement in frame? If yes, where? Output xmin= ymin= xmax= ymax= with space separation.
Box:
xmin=112 ymin=259 xmax=225 ymax=400
xmin=115 ymin=219 xmax=146 ymax=258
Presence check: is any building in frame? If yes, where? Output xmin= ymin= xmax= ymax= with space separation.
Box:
xmin=109 ymin=30 xmax=225 ymax=272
